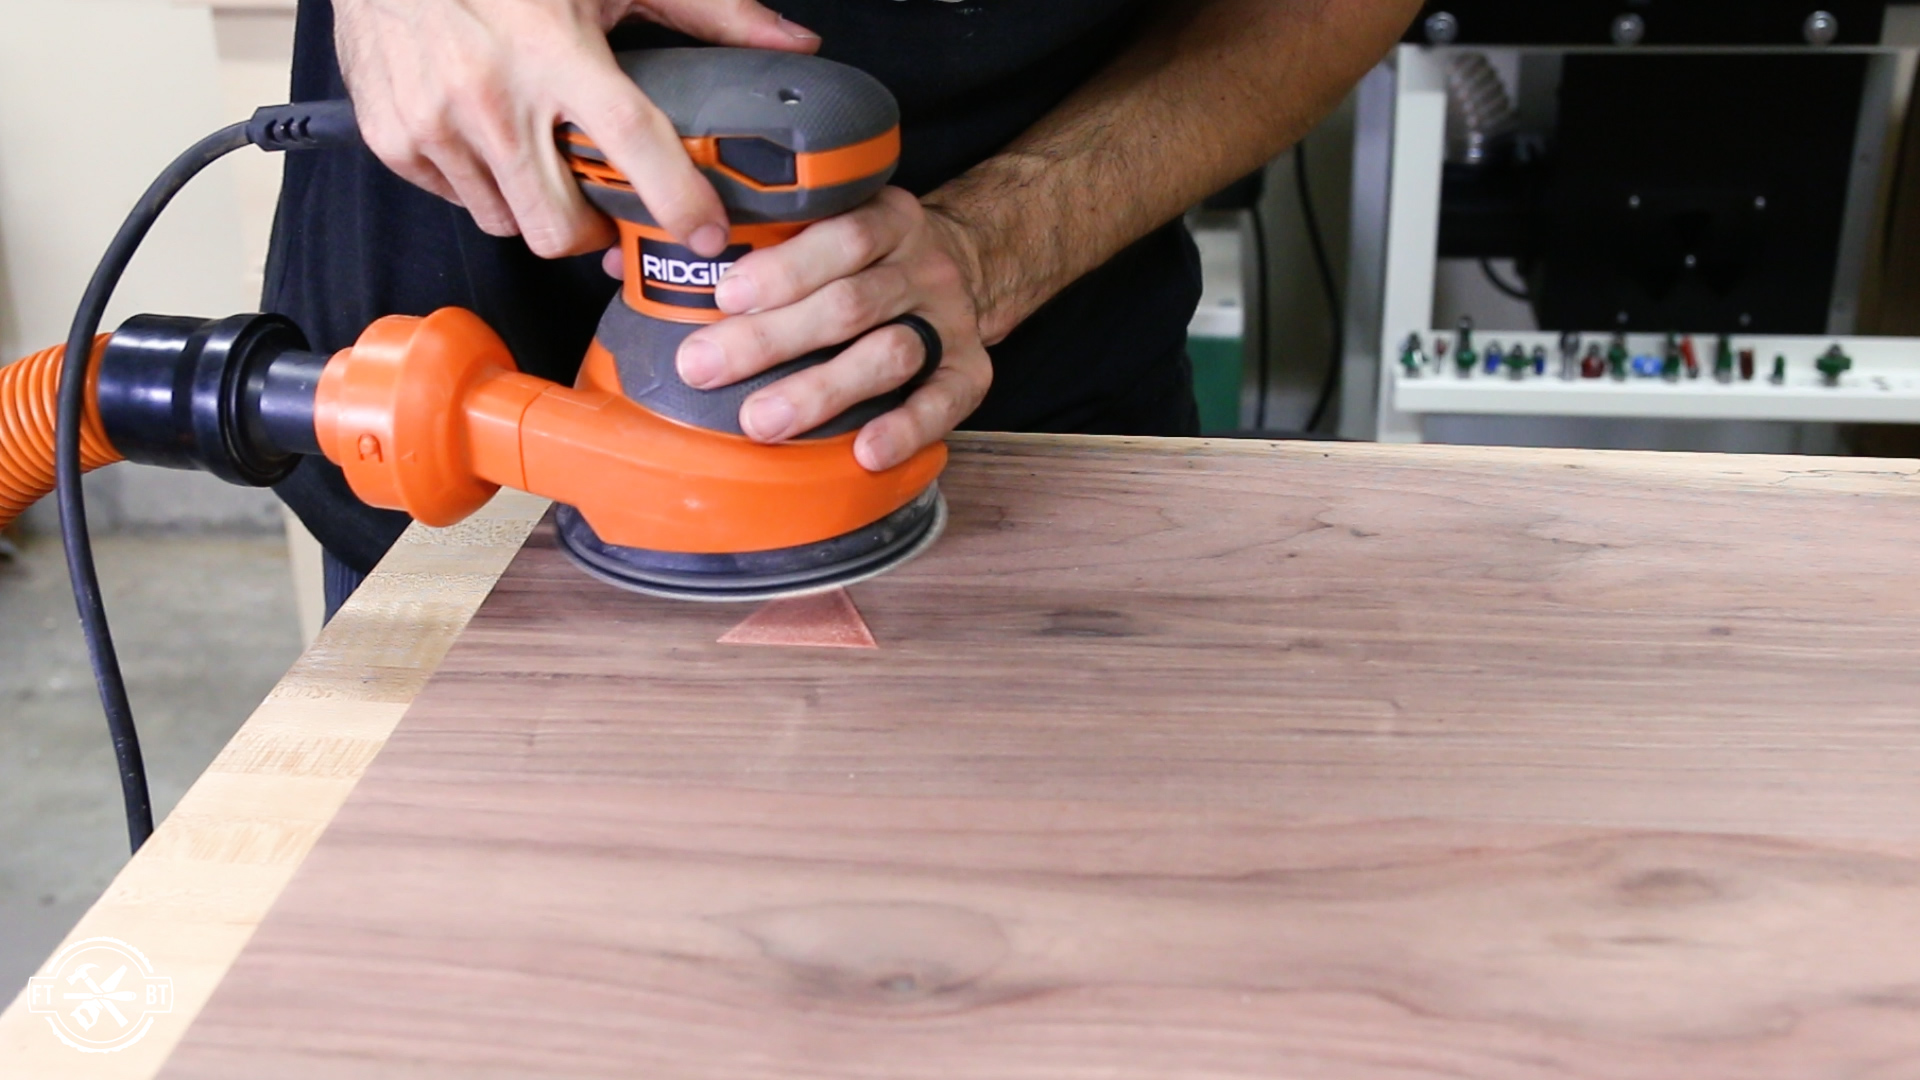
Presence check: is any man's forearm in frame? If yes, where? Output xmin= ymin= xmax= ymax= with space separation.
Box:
xmin=924 ymin=0 xmax=1421 ymax=345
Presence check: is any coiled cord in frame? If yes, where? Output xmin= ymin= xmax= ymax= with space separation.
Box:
xmin=1444 ymin=52 xmax=1516 ymax=167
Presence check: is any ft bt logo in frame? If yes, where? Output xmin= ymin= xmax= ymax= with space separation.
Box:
xmin=28 ymin=937 xmax=174 ymax=1053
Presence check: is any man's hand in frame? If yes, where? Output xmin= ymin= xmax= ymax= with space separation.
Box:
xmin=636 ymin=187 xmax=993 ymax=472
xmin=609 ymin=0 xmax=1412 ymax=468
xmin=333 ymin=0 xmax=820 ymax=258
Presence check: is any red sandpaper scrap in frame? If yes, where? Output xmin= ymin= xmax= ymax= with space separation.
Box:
xmin=718 ymin=588 xmax=877 ymax=649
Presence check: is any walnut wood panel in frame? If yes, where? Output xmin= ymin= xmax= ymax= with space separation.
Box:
xmin=161 ymin=437 xmax=1920 ymax=1078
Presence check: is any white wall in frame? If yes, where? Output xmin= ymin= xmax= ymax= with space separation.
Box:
xmin=0 ymin=0 xmax=278 ymax=530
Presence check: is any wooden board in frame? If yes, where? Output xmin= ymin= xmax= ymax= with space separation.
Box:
xmin=153 ymin=437 xmax=1920 ymax=1077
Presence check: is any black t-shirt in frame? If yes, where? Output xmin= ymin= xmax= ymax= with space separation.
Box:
xmin=269 ymin=0 xmax=1202 ymax=572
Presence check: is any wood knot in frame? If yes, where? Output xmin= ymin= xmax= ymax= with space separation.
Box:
xmin=1040 ymin=609 xmax=1139 ymax=638
xmin=721 ymin=901 xmax=1009 ymax=1007
xmin=1616 ymin=867 xmax=1724 ymax=907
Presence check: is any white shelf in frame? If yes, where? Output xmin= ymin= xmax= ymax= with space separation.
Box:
xmin=1392 ymin=332 xmax=1920 ymax=424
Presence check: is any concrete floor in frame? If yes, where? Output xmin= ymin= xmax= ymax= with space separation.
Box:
xmin=0 ymin=530 xmax=301 ymax=997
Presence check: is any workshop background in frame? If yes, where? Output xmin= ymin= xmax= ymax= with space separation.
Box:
xmin=8 ymin=0 xmax=1920 ymax=996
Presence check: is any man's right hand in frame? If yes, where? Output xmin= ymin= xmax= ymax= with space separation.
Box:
xmin=333 ymin=0 xmax=821 ymax=258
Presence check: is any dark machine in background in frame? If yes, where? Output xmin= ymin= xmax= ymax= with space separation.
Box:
xmin=1408 ymin=2 xmax=1891 ymax=336
xmin=1404 ymin=1 xmax=1887 ymax=48
xmin=1538 ymin=55 xmax=1865 ymax=334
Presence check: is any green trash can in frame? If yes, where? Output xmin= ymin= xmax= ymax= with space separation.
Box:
xmin=1186 ymin=301 xmax=1244 ymax=435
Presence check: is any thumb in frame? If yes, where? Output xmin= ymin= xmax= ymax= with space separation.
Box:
xmin=629 ymin=0 xmax=822 ymax=52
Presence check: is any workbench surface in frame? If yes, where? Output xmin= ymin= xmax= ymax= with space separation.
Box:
xmin=6 ymin=434 xmax=1920 ymax=1078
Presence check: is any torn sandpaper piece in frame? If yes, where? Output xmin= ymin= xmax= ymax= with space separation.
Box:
xmin=718 ymin=588 xmax=877 ymax=649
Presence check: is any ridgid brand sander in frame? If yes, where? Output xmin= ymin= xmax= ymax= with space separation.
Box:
xmin=0 ymin=47 xmax=949 ymax=605
xmin=550 ymin=48 xmax=947 ymax=599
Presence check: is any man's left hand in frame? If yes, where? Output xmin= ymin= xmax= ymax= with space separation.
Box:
xmin=607 ymin=186 xmax=993 ymax=472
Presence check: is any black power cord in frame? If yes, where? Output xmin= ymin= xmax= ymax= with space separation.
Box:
xmin=1296 ymin=142 xmax=1344 ymax=435
xmin=58 ymin=102 xmax=357 ymax=853
xmin=1479 ymin=257 xmax=1531 ymax=303
xmin=1248 ymin=204 xmax=1271 ymax=431
xmin=59 ymin=122 xmax=249 ymax=853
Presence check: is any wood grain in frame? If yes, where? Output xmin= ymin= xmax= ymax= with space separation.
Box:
xmin=77 ymin=437 xmax=1920 ymax=1076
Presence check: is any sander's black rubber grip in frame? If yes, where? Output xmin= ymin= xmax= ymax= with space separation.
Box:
xmin=574 ymin=48 xmax=900 ymax=226
xmin=612 ymin=48 xmax=897 ymax=153
xmin=599 ymin=304 xmax=943 ymax=440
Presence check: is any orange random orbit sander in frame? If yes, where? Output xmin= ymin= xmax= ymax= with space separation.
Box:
xmin=549 ymin=48 xmax=946 ymax=598
xmin=2 ymin=48 xmax=949 ymax=605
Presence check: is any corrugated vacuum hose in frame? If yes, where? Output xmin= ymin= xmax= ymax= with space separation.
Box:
xmin=0 ymin=339 xmax=120 ymax=533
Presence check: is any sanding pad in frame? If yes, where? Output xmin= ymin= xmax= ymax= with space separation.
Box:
xmin=553 ymin=485 xmax=945 ymax=603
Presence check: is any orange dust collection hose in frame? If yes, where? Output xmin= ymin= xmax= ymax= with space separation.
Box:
xmin=0 ymin=339 xmax=119 ymax=533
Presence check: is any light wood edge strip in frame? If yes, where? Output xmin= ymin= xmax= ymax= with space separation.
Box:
xmin=0 ymin=491 xmax=549 ymax=1079
xmin=960 ymin=432 xmax=1920 ymax=495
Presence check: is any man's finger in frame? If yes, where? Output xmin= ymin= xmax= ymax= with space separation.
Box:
xmin=358 ymin=80 xmax=517 ymax=234
xmin=564 ymin=63 xmax=729 ymax=255
xmin=854 ymin=353 xmax=991 ymax=472
xmin=676 ymin=265 xmax=914 ymax=389
xmin=353 ymin=92 xmax=465 ymax=205
xmin=379 ymin=150 xmax=463 ymax=208
xmin=418 ymin=137 xmax=519 ymax=237
xmin=716 ymin=188 xmax=917 ymax=315
xmin=737 ymin=322 xmax=931 ymax=443
xmin=470 ymin=108 xmax=613 ymax=256
xmin=633 ymin=0 xmax=821 ymax=52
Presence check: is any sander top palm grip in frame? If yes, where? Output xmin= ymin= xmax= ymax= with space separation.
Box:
xmin=321 ymin=47 xmax=947 ymax=601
